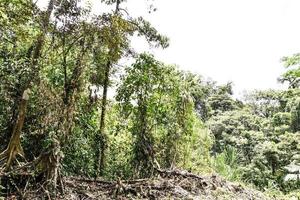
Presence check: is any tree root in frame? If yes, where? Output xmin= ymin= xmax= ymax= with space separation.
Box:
xmin=0 ymin=95 xmax=28 ymax=171
xmin=0 ymin=139 xmax=24 ymax=171
xmin=0 ymin=146 xmax=63 ymax=198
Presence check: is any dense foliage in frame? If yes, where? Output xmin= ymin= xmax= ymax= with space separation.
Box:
xmin=0 ymin=0 xmax=299 ymax=198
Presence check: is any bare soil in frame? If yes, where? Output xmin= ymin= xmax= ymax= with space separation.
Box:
xmin=51 ymin=169 xmax=271 ymax=200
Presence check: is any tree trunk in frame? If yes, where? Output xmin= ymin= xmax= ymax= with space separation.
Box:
xmin=95 ymin=61 xmax=110 ymax=177
xmin=62 ymin=38 xmax=87 ymax=144
xmin=0 ymin=90 xmax=29 ymax=170
xmin=0 ymin=0 xmax=56 ymax=170
xmin=134 ymin=96 xmax=155 ymax=177
xmin=94 ymin=0 xmax=121 ymax=177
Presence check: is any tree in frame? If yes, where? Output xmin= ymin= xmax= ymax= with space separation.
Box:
xmin=279 ymin=54 xmax=300 ymax=88
xmin=92 ymin=0 xmax=169 ymax=176
xmin=116 ymin=54 xmax=166 ymax=176
xmin=116 ymin=54 xmax=210 ymax=176
xmin=244 ymin=90 xmax=282 ymax=118
xmin=0 ymin=0 xmax=56 ymax=171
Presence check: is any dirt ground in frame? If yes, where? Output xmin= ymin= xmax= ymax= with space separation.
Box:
xmin=50 ymin=169 xmax=270 ymax=200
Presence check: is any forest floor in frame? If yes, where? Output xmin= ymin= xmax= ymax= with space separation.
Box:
xmin=45 ymin=169 xmax=272 ymax=200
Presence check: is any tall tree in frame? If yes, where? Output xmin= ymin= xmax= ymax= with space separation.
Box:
xmin=116 ymin=54 xmax=201 ymax=176
xmin=92 ymin=0 xmax=169 ymax=176
xmin=0 ymin=0 xmax=56 ymax=171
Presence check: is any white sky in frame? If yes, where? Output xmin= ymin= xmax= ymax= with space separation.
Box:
xmin=38 ymin=0 xmax=300 ymax=95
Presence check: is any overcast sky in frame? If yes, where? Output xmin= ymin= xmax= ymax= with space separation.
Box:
xmin=38 ymin=0 xmax=300 ymax=95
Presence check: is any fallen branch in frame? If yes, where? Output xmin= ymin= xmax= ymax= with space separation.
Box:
xmin=155 ymin=168 xmax=203 ymax=180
